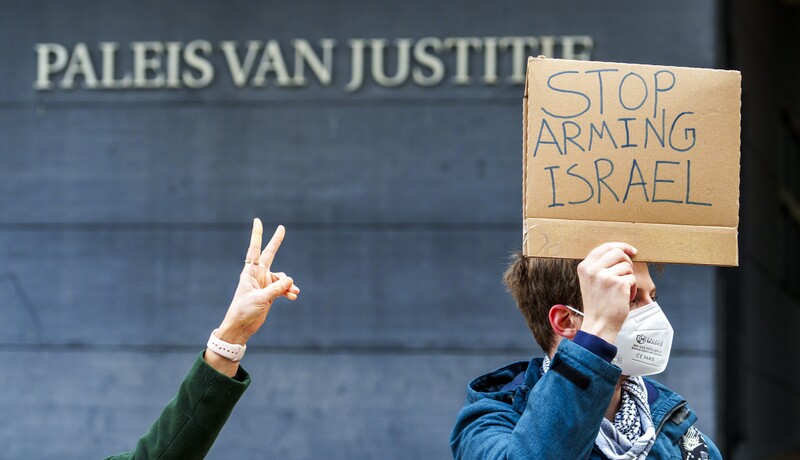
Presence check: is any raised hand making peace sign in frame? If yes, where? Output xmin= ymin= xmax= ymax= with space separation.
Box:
xmin=204 ymin=218 xmax=300 ymax=376
xmin=108 ymin=218 xmax=301 ymax=458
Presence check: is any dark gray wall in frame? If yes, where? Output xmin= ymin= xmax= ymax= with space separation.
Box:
xmin=1 ymin=1 xmax=720 ymax=458
xmin=724 ymin=0 xmax=800 ymax=458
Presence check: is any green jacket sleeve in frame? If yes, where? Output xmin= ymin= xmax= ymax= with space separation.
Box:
xmin=105 ymin=351 xmax=251 ymax=460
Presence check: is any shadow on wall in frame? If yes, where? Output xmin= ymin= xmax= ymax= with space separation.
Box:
xmin=0 ymin=273 xmax=43 ymax=343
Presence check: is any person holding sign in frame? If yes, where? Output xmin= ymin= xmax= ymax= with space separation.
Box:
xmin=450 ymin=243 xmax=721 ymax=459
xmin=106 ymin=218 xmax=300 ymax=460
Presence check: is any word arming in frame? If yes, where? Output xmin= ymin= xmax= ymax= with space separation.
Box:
xmin=34 ymin=36 xmax=594 ymax=92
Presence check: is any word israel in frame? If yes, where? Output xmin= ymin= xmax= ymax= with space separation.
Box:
xmin=34 ymin=36 xmax=593 ymax=92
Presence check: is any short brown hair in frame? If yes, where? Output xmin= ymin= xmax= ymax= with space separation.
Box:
xmin=503 ymin=253 xmax=583 ymax=352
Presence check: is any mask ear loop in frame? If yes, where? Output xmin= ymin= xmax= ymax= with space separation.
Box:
xmin=563 ymin=305 xmax=584 ymax=317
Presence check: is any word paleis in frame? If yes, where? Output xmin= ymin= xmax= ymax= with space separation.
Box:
xmin=34 ymin=36 xmax=593 ymax=92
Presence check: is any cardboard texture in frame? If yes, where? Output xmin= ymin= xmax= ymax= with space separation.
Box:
xmin=523 ymin=57 xmax=741 ymax=266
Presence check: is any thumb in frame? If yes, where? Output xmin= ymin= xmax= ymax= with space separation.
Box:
xmin=261 ymin=276 xmax=294 ymax=302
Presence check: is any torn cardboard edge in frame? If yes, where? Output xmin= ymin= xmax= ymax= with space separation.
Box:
xmin=521 ymin=56 xmax=535 ymax=213
xmin=523 ymin=218 xmax=738 ymax=266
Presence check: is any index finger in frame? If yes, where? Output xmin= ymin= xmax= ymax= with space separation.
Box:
xmin=259 ymin=225 xmax=285 ymax=272
xmin=245 ymin=218 xmax=263 ymax=266
xmin=583 ymin=242 xmax=637 ymax=265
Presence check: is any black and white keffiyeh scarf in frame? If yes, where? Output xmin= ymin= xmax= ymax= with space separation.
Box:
xmin=542 ymin=356 xmax=655 ymax=459
xmin=541 ymin=355 xmax=711 ymax=459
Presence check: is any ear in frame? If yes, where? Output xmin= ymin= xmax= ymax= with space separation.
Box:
xmin=548 ymin=304 xmax=581 ymax=341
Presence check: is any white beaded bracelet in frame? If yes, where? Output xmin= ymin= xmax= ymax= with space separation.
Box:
xmin=207 ymin=329 xmax=247 ymax=362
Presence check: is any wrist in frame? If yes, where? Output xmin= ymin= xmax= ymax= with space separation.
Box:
xmin=580 ymin=317 xmax=621 ymax=345
xmin=215 ymin=324 xmax=250 ymax=346
xmin=573 ymin=330 xmax=618 ymax=363
xmin=207 ymin=329 xmax=247 ymax=363
xmin=203 ymin=348 xmax=240 ymax=377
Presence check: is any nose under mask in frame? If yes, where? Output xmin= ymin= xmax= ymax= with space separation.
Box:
xmin=611 ymin=301 xmax=674 ymax=376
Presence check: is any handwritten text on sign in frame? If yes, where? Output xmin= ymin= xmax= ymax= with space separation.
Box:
xmin=535 ymin=68 xmax=707 ymax=208
xmin=525 ymin=58 xmax=740 ymax=229
xmin=522 ymin=58 xmax=740 ymax=265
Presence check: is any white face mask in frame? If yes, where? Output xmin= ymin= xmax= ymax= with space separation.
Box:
xmin=566 ymin=302 xmax=674 ymax=377
xmin=611 ymin=301 xmax=674 ymax=376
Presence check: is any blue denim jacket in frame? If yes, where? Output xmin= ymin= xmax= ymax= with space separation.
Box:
xmin=450 ymin=339 xmax=721 ymax=459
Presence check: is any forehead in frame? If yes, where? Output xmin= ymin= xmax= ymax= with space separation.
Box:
xmin=633 ymin=262 xmax=656 ymax=291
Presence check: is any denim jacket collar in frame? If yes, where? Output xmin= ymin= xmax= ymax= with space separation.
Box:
xmin=466 ymin=354 xmax=690 ymax=432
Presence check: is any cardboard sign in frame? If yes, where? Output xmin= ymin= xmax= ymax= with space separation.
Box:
xmin=523 ymin=57 xmax=741 ymax=265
